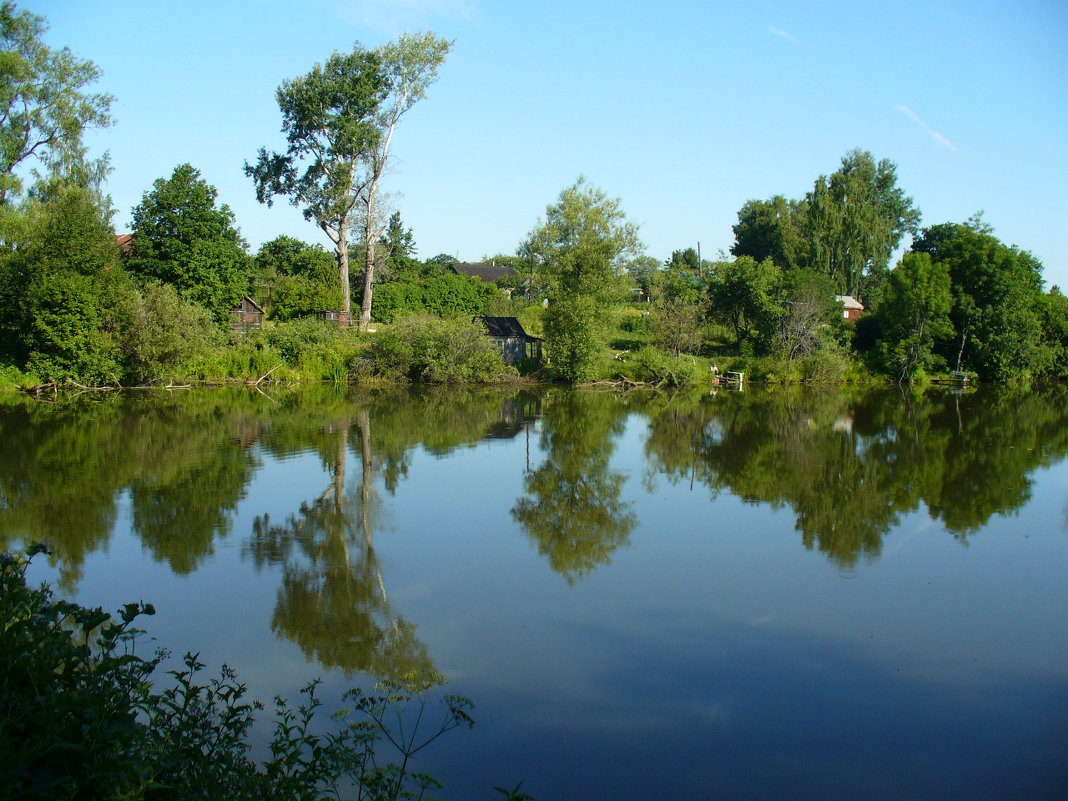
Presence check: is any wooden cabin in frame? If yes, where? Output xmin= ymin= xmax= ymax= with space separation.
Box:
xmin=835 ymin=295 xmax=865 ymax=321
xmin=231 ymin=296 xmax=265 ymax=333
xmin=476 ymin=316 xmax=542 ymax=365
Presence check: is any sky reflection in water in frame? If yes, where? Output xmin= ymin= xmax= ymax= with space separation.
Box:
xmin=2 ymin=384 xmax=1066 ymax=800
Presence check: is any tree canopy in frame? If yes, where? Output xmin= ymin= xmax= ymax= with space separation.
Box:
xmin=520 ymin=177 xmax=642 ymax=380
xmin=730 ymin=149 xmax=920 ymax=303
xmin=127 ymin=163 xmax=250 ymax=321
xmin=0 ymin=1 xmax=113 ymax=209
xmin=247 ymin=33 xmax=451 ymax=330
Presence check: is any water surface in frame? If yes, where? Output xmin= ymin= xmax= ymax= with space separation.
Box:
xmin=2 ymin=383 xmax=1066 ymax=800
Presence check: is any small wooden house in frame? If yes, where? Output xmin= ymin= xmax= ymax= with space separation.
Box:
xmin=231 ymin=296 xmax=265 ymax=333
xmin=477 ymin=316 xmax=542 ymax=365
xmin=835 ymin=295 xmax=864 ymax=321
xmin=316 ymin=309 xmax=353 ymax=327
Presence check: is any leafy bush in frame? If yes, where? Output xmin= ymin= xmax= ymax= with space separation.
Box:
xmin=371 ymin=282 xmax=425 ymax=324
xmin=264 ymin=317 xmax=352 ymax=363
xmin=268 ymin=275 xmax=343 ymax=321
xmin=120 ymin=282 xmax=226 ymax=384
xmin=366 ymin=316 xmax=508 ymax=383
xmin=0 ymin=363 xmax=40 ymax=390
xmin=630 ymin=346 xmax=702 ymax=387
xmin=543 ymin=295 xmax=606 ymax=382
xmin=0 ymin=545 xmax=485 ymax=801
xmin=25 ymin=271 xmax=123 ymax=385
xmin=372 ymin=275 xmax=496 ymax=324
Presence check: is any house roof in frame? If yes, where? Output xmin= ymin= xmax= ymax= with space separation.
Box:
xmin=477 ymin=316 xmax=541 ymax=340
xmin=116 ymin=234 xmax=134 ymax=255
xmin=835 ymin=295 xmax=864 ymax=310
xmin=451 ymin=262 xmax=516 ymax=282
xmin=237 ymin=296 xmax=265 ymax=313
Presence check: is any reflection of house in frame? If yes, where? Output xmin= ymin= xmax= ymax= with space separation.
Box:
xmin=476 ymin=316 xmax=542 ymax=365
xmin=835 ymin=295 xmax=864 ymax=321
xmin=450 ymin=261 xmax=515 ymax=283
xmin=231 ymin=296 xmax=265 ymax=333
xmin=483 ymin=396 xmax=543 ymax=439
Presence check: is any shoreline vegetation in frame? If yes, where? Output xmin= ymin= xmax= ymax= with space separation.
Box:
xmin=1 ymin=4 xmax=1067 ymax=395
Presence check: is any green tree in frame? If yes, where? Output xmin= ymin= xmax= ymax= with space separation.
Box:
xmin=872 ymin=252 xmax=953 ymax=381
xmin=520 ymin=177 xmax=642 ymax=380
xmin=801 ymin=149 xmax=920 ymax=300
xmin=707 ymin=256 xmax=784 ymax=346
xmin=247 ymin=44 xmax=387 ymax=320
xmin=254 ymin=234 xmax=336 ymax=283
xmin=354 ymin=34 xmax=452 ymax=331
xmin=377 ymin=210 xmax=421 ymax=282
xmin=248 ymin=34 xmax=451 ymax=331
xmin=1037 ymin=287 xmax=1068 ymax=378
xmin=251 ymin=235 xmax=339 ymax=320
xmin=0 ymin=181 xmax=122 ymax=379
xmin=624 ymin=254 xmax=659 ymax=299
xmin=652 ymin=248 xmax=705 ymax=304
xmin=730 ymin=195 xmax=803 ymax=269
xmin=0 ymin=2 xmax=112 ymax=209
xmin=912 ymin=219 xmax=1049 ymax=380
xmin=127 ymin=164 xmax=250 ymax=321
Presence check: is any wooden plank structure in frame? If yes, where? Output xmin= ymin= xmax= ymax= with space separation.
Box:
xmin=231 ymin=296 xmax=265 ymax=333
xmin=710 ymin=365 xmax=745 ymax=389
xmin=316 ymin=309 xmax=353 ymax=327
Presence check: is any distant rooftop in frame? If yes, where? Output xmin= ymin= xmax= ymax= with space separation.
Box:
xmin=450 ymin=262 xmax=516 ymax=282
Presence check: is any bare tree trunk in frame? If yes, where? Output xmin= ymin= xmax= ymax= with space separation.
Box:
xmin=359 ymin=181 xmax=378 ymax=331
xmin=338 ymin=224 xmax=351 ymax=316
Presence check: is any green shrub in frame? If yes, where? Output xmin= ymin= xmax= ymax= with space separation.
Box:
xmin=630 ymin=346 xmax=702 ymax=387
xmin=370 ymin=282 xmax=424 ymax=324
xmin=0 ymin=363 xmax=40 ymax=390
xmin=269 ymin=275 xmax=343 ymax=321
xmin=25 ymin=271 xmax=123 ymax=385
xmin=0 ymin=545 xmax=482 ymax=801
xmin=121 ymin=282 xmax=226 ymax=385
xmin=366 ymin=316 xmax=508 ymax=383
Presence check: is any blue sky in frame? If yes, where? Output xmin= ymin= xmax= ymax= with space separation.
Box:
xmin=22 ymin=0 xmax=1068 ymax=288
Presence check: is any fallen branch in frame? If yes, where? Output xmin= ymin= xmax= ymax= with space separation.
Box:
xmin=253 ymin=363 xmax=284 ymax=386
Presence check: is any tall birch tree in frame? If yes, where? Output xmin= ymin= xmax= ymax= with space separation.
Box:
xmin=246 ymin=46 xmax=387 ymax=320
xmin=247 ymin=33 xmax=450 ymax=330
xmin=356 ymin=33 xmax=451 ymax=331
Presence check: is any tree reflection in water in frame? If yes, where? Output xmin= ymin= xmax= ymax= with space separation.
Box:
xmin=246 ymin=409 xmax=435 ymax=681
xmin=642 ymin=383 xmax=1068 ymax=567
xmin=512 ymin=390 xmax=637 ymax=583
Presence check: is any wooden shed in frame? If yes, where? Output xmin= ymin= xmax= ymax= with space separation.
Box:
xmin=835 ymin=295 xmax=865 ymax=321
xmin=476 ymin=316 xmax=542 ymax=365
xmin=231 ymin=296 xmax=265 ymax=333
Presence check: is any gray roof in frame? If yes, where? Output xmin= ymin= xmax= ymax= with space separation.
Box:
xmin=451 ymin=262 xmax=516 ymax=282
xmin=477 ymin=316 xmax=541 ymax=340
xmin=835 ymin=295 xmax=864 ymax=310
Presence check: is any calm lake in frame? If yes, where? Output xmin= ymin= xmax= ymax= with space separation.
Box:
xmin=3 ymin=383 xmax=1067 ymax=800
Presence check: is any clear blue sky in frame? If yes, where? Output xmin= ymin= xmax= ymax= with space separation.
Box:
xmin=22 ymin=0 xmax=1068 ymax=288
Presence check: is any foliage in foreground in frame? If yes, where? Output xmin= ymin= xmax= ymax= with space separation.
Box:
xmin=0 ymin=544 xmax=514 ymax=801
